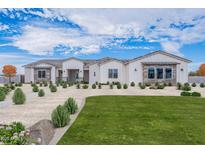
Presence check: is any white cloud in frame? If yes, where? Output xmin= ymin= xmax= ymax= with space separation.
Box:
xmin=2 ymin=9 xmax=205 ymax=56
xmin=0 ymin=23 xmax=9 ymax=31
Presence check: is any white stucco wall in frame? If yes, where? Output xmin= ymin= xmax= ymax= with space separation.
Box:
xmin=89 ymin=64 xmax=100 ymax=84
xmin=99 ymin=61 xmax=126 ymax=83
xmin=62 ymin=59 xmax=84 ymax=79
xmin=127 ymin=53 xmax=189 ymax=84
xmin=25 ymin=67 xmax=34 ymax=83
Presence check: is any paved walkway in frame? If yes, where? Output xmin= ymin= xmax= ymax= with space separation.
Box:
xmin=0 ymin=84 xmax=204 ymax=144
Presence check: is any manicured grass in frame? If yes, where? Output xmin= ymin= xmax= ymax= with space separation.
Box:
xmin=58 ymin=96 xmax=205 ymax=145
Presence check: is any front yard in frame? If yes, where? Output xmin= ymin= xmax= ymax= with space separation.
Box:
xmin=58 ymin=96 xmax=205 ymax=145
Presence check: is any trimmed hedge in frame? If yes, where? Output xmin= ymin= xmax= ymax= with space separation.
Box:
xmin=157 ymin=84 xmax=165 ymax=89
xmin=180 ymin=91 xmax=191 ymax=96
xmin=98 ymin=83 xmax=102 ymax=89
xmin=76 ymin=84 xmax=80 ymax=89
xmin=62 ymin=83 xmax=68 ymax=88
xmin=182 ymin=85 xmax=191 ymax=91
xmin=109 ymin=84 xmax=113 ymax=89
xmin=12 ymin=88 xmax=26 ymax=105
xmin=177 ymin=82 xmax=182 ymax=90
xmin=191 ymin=92 xmax=201 ymax=97
xmin=51 ymin=105 xmax=70 ymax=128
xmin=140 ymin=84 xmax=146 ymax=89
xmin=117 ymin=83 xmax=122 ymax=89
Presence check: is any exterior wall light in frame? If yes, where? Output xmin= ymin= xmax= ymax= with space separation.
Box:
xmin=134 ymin=68 xmax=137 ymax=72
xmin=181 ymin=68 xmax=184 ymax=71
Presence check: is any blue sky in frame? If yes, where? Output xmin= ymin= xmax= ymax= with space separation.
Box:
xmin=0 ymin=8 xmax=205 ymax=74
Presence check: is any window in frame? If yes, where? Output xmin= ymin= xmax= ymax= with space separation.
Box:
xmin=157 ymin=68 xmax=163 ymax=79
xmin=94 ymin=72 xmax=96 ymax=77
xmin=148 ymin=68 xmax=155 ymax=79
xmin=165 ymin=68 xmax=172 ymax=79
xmin=108 ymin=69 xmax=118 ymax=79
xmin=38 ymin=70 xmax=46 ymax=78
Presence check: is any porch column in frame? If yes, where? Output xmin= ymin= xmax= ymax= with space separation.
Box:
xmin=51 ymin=66 xmax=56 ymax=83
xmin=79 ymin=69 xmax=84 ymax=81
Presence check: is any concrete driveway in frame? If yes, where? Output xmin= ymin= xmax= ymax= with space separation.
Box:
xmin=0 ymin=84 xmax=204 ymax=127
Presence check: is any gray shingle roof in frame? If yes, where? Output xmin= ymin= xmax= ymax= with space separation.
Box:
xmin=23 ymin=50 xmax=191 ymax=68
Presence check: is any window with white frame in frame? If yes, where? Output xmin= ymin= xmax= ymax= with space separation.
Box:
xmin=148 ymin=68 xmax=155 ymax=79
xmin=165 ymin=68 xmax=172 ymax=79
xmin=38 ymin=70 xmax=46 ymax=78
xmin=108 ymin=69 xmax=118 ymax=78
xmin=157 ymin=68 xmax=163 ymax=79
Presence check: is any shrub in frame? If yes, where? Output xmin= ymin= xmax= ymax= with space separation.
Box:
xmin=180 ymin=91 xmax=191 ymax=96
xmin=76 ymin=83 xmax=80 ymax=89
xmin=168 ymin=82 xmax=172 ymax=86
xmin=157 ymin=84 xmax=165 ymax=89
xmin=130 ymin=82 xmax=135 ymax=87
xmin=0 ymin=87 xmax=10 ymax=95
xmin=117 ymin=83 xmax=122 ymax=89
xmin=82 ymin=84 xmax=89 ymax=89
xmin=10 ymin=84 xmax=15 ymax=90
xmin=38 ymin=89 xmax=45 ymax=97
xmin=182 ymin=85 xmax=191 ymax=91
xmin=32 ymin=86 xmax=39 ymax=92
xmin=107 ymin=81 xmax=110 ymax=85
xmin=184 ymin=82 xmax=190 ymax=86
xmin=50 ymin=85 xmax=57 ymax=92
xmin=145 ymin=83 xmax=151 ymax=87
xmin=191 ymin=83 xmax=197 ymax=87
xmin=12 ymin=88 xmax=26 ymax=105
xmin=138 ymin=82 xmax=142 ymax=87
xmin=149 ymin=86 xmax=157 ymax=89
xmin=123 ymin=84 xmax=128 ymax=89
xmin=109 ymin=84 xmax=113 ymax=89
xmin=62 ymin=83 xmax=67 ymax=88
xmin=92 ymin=84 xmax=96 ymax=89
xmin=95 ymin=81 xmax=98 ymax=85
xmin=140 ymin=84 xmax=146 ymax=89
xmin=31 ymin=83 xmax=36 ymax=87
xmin=51 ymin=105 xmax=70 ymax=128
xmin=155 ymin=82 xmax=159 ymax=87
xmin=39 ymin=83 xmax=43 ymax=87
xmin=0 ymin=122 xmax=31 ymax=145
xmin=163 ymin=83 xmax=167 ymax=87
xmin=63 ymin=98 xmax=78 ymax=114
xmin=98 ymin=83 xmax=102 ymax=89
xmin=200 ymin=83 xmax=205 ymax=88
xmin=191 ymin=92 xmax=201 ymax=97
xmin=43 ymin=82 xmax=48 ymax=87
xmin=0 ymin=89 xmax=6 ymax=101
xmin=177 ymin=82 xmax=182 ymax=90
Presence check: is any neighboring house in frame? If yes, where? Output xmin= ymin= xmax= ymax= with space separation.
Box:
xmin=23 ymin=50 xmax=192 ymax=85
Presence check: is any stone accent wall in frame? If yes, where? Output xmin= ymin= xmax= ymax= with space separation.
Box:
xmin=143 ymin=64 xmax=177 ymax=85
xmin=34 ymin=68 xmax=51 ymax=82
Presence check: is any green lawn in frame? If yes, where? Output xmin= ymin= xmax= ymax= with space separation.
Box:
xmin=58 ymin=96 xmax=205 ymax=145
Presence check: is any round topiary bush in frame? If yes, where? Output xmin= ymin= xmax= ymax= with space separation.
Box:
xmin=50 ymin=85 xmax=57 ymax=92
xmin=64 ymin=97 xmax=78 ymax=114
xmin=92 ymin=84 xmax=96 ymax=89
xmin=110 ymin=84 xmax=113 ymax=89
xmin=38 ymin=89 xmax=45 ymax=97
xmin=0 ymin=89 xmax=6 ymax=101
xmin=117 ymin=83 xmax=122 ymax=89
xmin=39 ymin=83 xmax=43 ymax=87
xmin=82 ymin=84 xmax=88 ymax=89
xmin=98 ymin=83 xmax=101 ymax=89
xmin=12 ymin=88 xmax=26 ymax=105
xmin=191 ymin=92 xmax=201 ymax=97
xmin=182 ymin=85 xmax=191 ymax=91
xmin=177 ymin=82 xmax=182 ymax=90
xmin=62 ymin=83 xmax=67 ymax=88
xmin=180 ymin=91 xmax=191 ymax=96
xmin=130 ymin=82 xmax=135 ymax=87
xmin=76 ymin=83 xmax=80 ymax=89
xmin=123 ymin=84 xmax=128 ymax=89
xmin=168 ymin=82 xmax=172 ymax=86
xmin=191 ymin=83 xmax=197 ymax=87
xmin=140 ymin=84 xmax=146 ymax=89
xmin=51 ymin=105 xmax=70 ymax=128
xmin=184 ymin=82 xmax=190 ymax=86
xmin=163 ymin=83 xmax=167 ymax=87
xmin=157 ymin=84 xmax=165 ymax=89
xmin=10 ymin=84 xmax=15 ymax=90
xmin=200 ymin=83 xmax=205 ymax=88
xmin=33 ymin=86 xmax=39 ymax=92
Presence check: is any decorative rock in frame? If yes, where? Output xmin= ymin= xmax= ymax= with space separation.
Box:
xmin=29 ymin=119 xmax=55 ymax=145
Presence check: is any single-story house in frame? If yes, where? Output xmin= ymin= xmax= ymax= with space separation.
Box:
xmin=23 ymin=50 xmax=192 ymax=85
